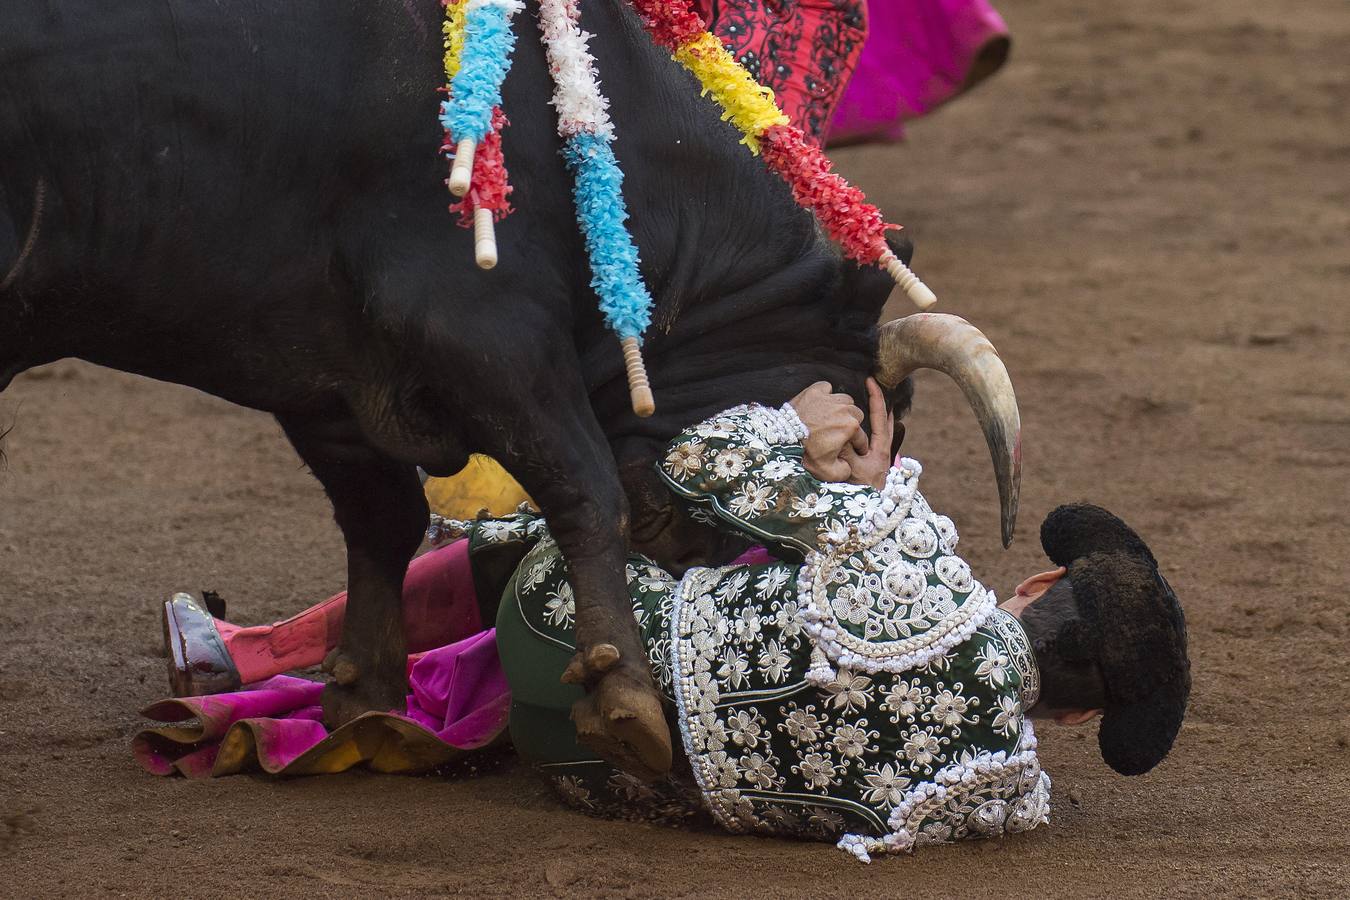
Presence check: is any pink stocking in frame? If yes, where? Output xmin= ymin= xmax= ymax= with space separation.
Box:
xmin=220 ymin=539 xmax=482 ymax=684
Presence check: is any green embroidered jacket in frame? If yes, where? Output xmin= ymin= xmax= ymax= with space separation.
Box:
xmin=435 ymin=403 xmax=1049 ymax=860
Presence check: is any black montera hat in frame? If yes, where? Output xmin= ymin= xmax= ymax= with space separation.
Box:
xmin=1040 ymin=504 xmax=1191 ymax=776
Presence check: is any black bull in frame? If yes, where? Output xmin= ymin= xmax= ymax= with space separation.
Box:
xmin=0 ymin=0 xmax=913 ymax=775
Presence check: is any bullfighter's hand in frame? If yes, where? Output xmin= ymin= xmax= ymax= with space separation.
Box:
xmin=790 ymin=381 xmax=867 ymax=482
xmin=840 ymin=378 xmax=895 ymax=490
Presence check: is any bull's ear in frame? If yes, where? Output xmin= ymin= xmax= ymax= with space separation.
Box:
xmin=836 ymin=231 xmax=913 ymax=321
xmin=885 ymin=230 xmax=915 ymax=267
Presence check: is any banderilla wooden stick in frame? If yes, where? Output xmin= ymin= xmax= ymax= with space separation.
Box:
xmin=449 ymin=138 xmax=476 ymax=197
xmin=880 ymin=248 xmax=937 ymax=310
xmin=621 ymin=336 xmax=655 ymax=418
xmin=473 ymin=207 xmax=498 ymax=270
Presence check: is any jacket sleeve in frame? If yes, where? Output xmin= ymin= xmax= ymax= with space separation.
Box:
xmin=656 ymin=403 xmax=896 ymax=559
xmin=427 ymin=508 xmax=547 ymax=555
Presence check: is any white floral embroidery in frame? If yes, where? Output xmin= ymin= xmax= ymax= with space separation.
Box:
xmin=992 ymin=695 xmax=1022 ymax=738
xmin=478 ymin=519 xmax=523 ymax=541
xmin=543 ymin=582 xmax=575 ymax=627
xmin=918 ymin=821 xmax=954 ymax=845
xmin=881 ymin=678 xmax=929 ymax=723
xmin=773 ymin=598 xmax=805 ymax=643
xmin=732 ymin=607 xmax=763 ymax=644
xmin=778 ymin=703 xmax=825 ymax=746
xmin=901 ymin=726 xmax=949 ymax=772
xmin=921 ymin=583 xmax=957 ymax=618
xmin=729 ymin=481 xmax=778 ymax=518
xmin=830 ymin=720 xmax=880 ymax=759
xmin=925 ymin=685 xmax=978 ymax=732
xmin=647 ymin=636 xmax=673 ymax=687
xmin=861 ymin=762 xmax=912 ymax=809
xmin=637 ymin=566 xmax=674 ymax=592
xmin=520 ymin=554 xmax=558 ymax=592
xmin=789 ymin=492 xmax=835 ymax=518
xmin=757 ymin=639 xmax=792 ymax=683
xmin=822 ymin=480 xmax=867 ymax=496
xmin=720 ymin=788 xmax=757 ymax=823
xmin=759 ymin=458 xmax=799 ymax=481
xmin=755 ymin=567 xmax=792 ymax=599
xmin=822 ymin=670 xmax=874 ymax=714
xmin=794 ymin=751 xmax=843 ymax=791
xmin=717 ymin=647 xmax=752 ymax=689
xmin=707 ymin=751 xmax=740 ymax=788
xmin=739 ymin=751 xmax=784 ymax=790
xmin=711 ymin=447 xmax=751 ymax=480
xmin=831 ymin=585 xmax=873 ymax=626
xmin=725 ymin=709 xmax=767 ymax=750
xmin=974 ymin=644 xmax=1011 ymax=688
xmin=664 ymin=439 xmax=707 ymax=480
xmin=842 ymin=492 xmax=877 ymax=518
xmin=821 ymin=517 xmax=851 ymax=545
xmin=702 ymin=716 xmax=730 ymax=753
xmin=692 ymin=419 xmax=735 ymax=440
xmin=715 ymin=570 xmax=752 ymax=604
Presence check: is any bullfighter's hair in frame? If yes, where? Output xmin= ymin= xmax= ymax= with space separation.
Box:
xmin=1017 ymin=577 xmax=1107 ymax=712
xmin=1037 ymin=504 xmax=1191 ymax=776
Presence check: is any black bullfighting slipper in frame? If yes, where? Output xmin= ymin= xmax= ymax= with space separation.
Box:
xmin=1039 ymin=504 xmax=1191 ymax=776
xmin=162 ymin=592 xmax=240 ymax=697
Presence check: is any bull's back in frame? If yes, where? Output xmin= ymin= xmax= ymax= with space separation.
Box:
xmin=0 ymin=1 xmax=455 ymax=399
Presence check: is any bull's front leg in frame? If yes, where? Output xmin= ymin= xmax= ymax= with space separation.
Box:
xmin=280 ymin=416 xmax=429 ymax=727
xmin=479 ymin=390 xmax=673 ymax=780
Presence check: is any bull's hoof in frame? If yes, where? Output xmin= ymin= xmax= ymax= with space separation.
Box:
xmin=322 ymin=648 xmax=362 ymax=686
xmin=321 ymin=675 xmax=408 ymax=729
xmin=570 ymin=664 xmax=672 ymax=782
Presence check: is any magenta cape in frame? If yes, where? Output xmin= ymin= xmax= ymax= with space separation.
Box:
xmin=133 ymin=629 xmax=509 ymax=777
xmin=829 ymin=0 xmax=1010 ymax=145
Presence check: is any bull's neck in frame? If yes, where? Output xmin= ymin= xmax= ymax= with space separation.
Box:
xmin=560 ymin=0 xmax=854 ymax=429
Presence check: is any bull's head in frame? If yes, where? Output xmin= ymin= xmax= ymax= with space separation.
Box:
xmin=615 ymin=264 xmax=1022 ymax=571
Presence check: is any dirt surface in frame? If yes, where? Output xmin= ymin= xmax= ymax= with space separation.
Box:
xmin=3 ymin=0 xmax=1349 ymax=895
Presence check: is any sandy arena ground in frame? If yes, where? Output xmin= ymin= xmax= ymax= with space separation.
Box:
xmin=2 ymin=0 xmax=1348 ymax=895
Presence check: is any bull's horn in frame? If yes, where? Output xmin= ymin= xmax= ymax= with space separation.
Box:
xmin=875 ymin=313 xmax=1021 ymax=548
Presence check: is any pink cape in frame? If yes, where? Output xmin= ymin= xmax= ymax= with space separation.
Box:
xmin=829 ymin=0 xmax=1010 ymax=145
xmin=133 ymin=630 xmax=510 ymax=777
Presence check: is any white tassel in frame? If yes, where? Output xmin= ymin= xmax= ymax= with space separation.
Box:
xmin=474 ymin=207 xmax=498 ymax=269
xmin=880 ymin=249 xmax=937 ymax=310
xmin=620 ymin=336 xmax=655 ymax=418
xmin=449 ymin=138 xmax=476 ymax=197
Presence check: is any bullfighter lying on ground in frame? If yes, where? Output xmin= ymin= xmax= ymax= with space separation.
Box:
xmin=152 ymin=330 xmax=1190 ymax=861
